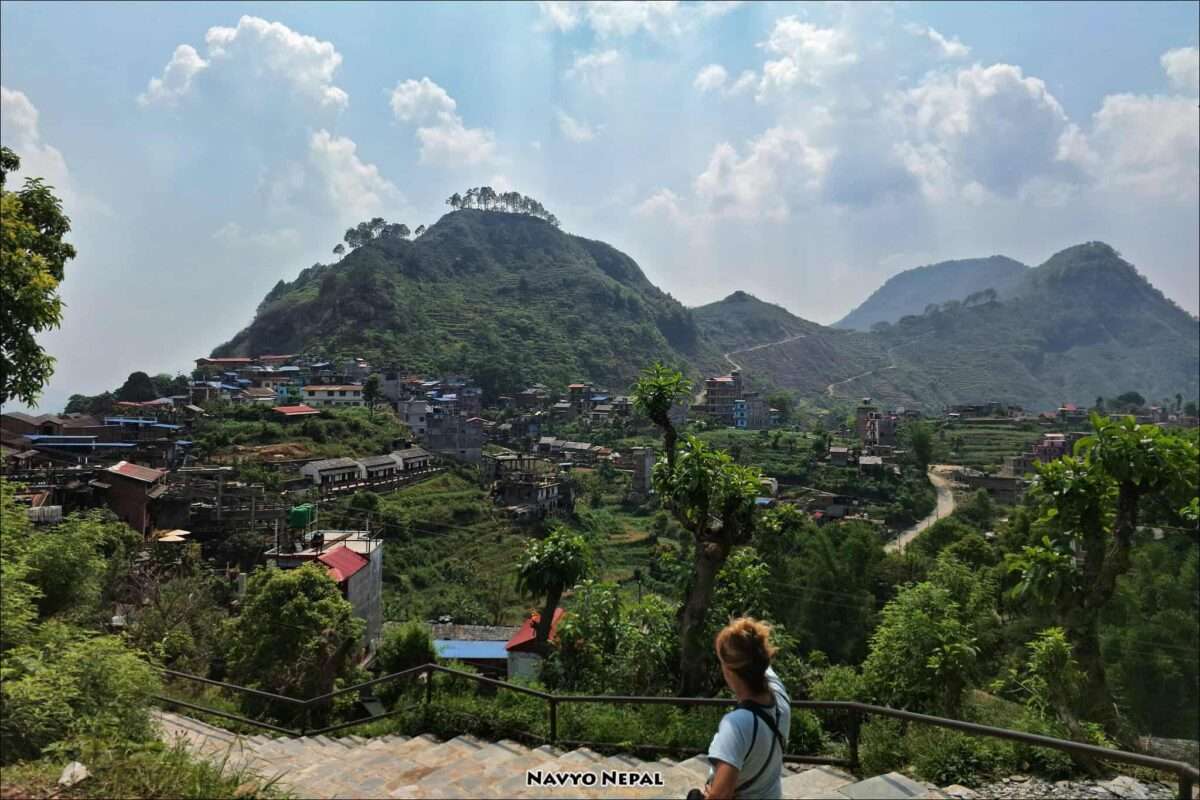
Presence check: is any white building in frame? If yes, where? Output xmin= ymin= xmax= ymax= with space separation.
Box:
xmin=302 ymin=384 xmax=364 ymax=408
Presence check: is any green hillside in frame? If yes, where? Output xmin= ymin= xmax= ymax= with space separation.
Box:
xmin=692 ymin=290 xmax=824 ymax=354
xmin=836 ymin=255 xmax=1029 ymax=331
xmin=213 ymin=210 xmax=700 ymax=395
xmin=217 ymin=213 xmax=1197 ymax=412
xmin=741 ymin=243 xmax=1199 ymax=410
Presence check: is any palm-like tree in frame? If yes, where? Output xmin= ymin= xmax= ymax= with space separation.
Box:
xmin=515 ymin=525 xmax=589 ymax=652
xmin=414 ymin=224 xmax=426 ymax=237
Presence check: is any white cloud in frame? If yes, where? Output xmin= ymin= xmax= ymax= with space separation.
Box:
xmin=536 ymin=1 xmax=581 ymax=32
xmin=694 ymin=64 xmax=728 ymax=93
xmin=140 ymin=16 xmax=347 ymax=109
xmin=729 ymin=70 xmax=758 ymax=96
xmin=892 ymin=63 xmax=1080 ymax=200
xmin=537 ymin=0 xmax=740 ymax=38
xmin=389 ymin=77 xmax=457 ymax=123
xmin=137 ymin=45 xmax=209 ymax=107
xmin=389 ymin=77 xmax=496 ymax=166
xmin=557 ymin=110 xmax=596 ymax=142
xmin=308 ymin=129 xmax=403 ymax=221
xmin=1088 ymin=93 xmax=1199 ymax=201
xmin=693 ymin=127 xmax=831 ymax=219
xmin=212 ymin=221 xmax=301 ymax=249
xmin=1 ymin=86 xmax=74 ymax=204
xmin=634 ymin=188 xmax=690 ymax=226
xmin=756 ymin=17 xmax=857 ymax=98
xmin=565 ymin=49 xmax=622 ymax=93
xmin=1161 ymin=46 xmax=1199 ymax=94
xmin=903 ymin=23 xmax=969 ymax=59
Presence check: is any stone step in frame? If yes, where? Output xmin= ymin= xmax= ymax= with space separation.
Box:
xmin=782 ymin=765 xmax=858 ymax=799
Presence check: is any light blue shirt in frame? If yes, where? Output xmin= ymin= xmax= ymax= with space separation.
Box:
xmin=706 ymin=667 xmax=790 ymax=799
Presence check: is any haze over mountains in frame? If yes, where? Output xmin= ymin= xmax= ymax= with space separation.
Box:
xmin=216 ymin=211 xmax=1199 ymax=411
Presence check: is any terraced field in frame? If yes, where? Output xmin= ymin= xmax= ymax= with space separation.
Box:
xmin=940 ymin=421 xmax=1045 ymax=472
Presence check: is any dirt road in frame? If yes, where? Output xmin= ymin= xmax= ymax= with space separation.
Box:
xmin=886 ymin=464 xmax=958 ymax=553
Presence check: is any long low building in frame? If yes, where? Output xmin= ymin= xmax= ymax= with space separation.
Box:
xmin=298 ymin=447 xmax=436 ymax=488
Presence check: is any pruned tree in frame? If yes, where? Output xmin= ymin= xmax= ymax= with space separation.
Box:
xmin=516 ymin=525 xmax=590 ymax=653
xmin=1007 ymin=414 xmax=1198 ymax=731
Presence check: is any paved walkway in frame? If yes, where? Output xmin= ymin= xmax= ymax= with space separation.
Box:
xmin=886 ymin=465 xmax=957 ymax=553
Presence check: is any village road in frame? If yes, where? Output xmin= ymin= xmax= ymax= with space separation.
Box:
xmin=886 ymin=464 xmax=957 ymax=553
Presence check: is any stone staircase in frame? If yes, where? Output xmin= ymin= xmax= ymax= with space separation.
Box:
xmin=156 ymin=710 xmax=949 ymax=799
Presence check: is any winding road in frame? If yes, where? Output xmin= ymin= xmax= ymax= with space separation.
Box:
xmin=722 ymin=331 xmax=809 ymax=372
xmin=824 ymin=330 xmax=937 ymax=398
xmin=886 ymin=464 xmax=958 ymax=553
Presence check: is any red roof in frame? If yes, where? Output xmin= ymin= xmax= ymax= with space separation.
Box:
xmin=106 ymin=460 xmax=165 ymax=483
xmin=506 ymin=608 xmax=565 ymax=652
xmin=567 ymin=383 xmax=587 ymax=389
xmin=318 ymin=546 xmax=368 ymax=583
xmin=273 ymin=404 xmax=320 ymax=417
xmin=1062 ymin=403 xmax=1079 ymax=412
xmin=196 ymin=357 xmax=252 ymax=364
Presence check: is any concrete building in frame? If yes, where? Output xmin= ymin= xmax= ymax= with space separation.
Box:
xmin=302 ymin=385 xmax=364 ymax=408
xmin=101 ymin=460 xmax=167 ymax=535
xmin=268 ymin=531 xmax=383 ymax=655
xmin=300 ymin=457 xmax=364 ymax=489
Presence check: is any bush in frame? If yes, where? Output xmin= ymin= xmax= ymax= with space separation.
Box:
xmin=859 ymin=718 xmax=906 ymax=777
xmin=1 ymin=625 xmax=161 ymax=762
xmin=908 ymin=726 xmax=1002 ymax=786
xmin=378 ymin=621 xmax=436 ymax=676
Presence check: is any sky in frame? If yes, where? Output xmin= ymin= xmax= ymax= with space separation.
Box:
xmin=2 ymin=0 xmax=1198 ymax=413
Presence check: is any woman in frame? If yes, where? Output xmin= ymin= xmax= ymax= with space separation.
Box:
xmin=702 ymin=618 xmax=791 ymax=799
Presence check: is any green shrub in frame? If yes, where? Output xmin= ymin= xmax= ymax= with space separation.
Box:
xmin=908 ymin=727 xmax=1002 ymax=786
xmin=789 ymin=710 xmax=824 ymax=754
xmin=1 ymin=626 xmax=160 ymax=761
xmin=859 ymin=718 xmax=906 ymax=777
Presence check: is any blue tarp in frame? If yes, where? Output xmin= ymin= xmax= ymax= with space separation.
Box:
xmin=433 ymin=640 xmax=508 ymax=660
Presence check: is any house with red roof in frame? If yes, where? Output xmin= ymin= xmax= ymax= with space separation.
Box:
xmin=506 ymin=608 xmax=565 ymax=680
xmin=101 ymin=460 xmax=167 ymax=535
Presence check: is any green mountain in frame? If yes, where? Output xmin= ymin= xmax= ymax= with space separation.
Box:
xmin=692 ymin=291 xmax=824 ymax=355
xmin=737 ymin=243 xmax=1199 ymax=409
xmin=212 ymin=210 xmax=700 ymax=396
xmin=835 ymin=255 xmax=1029 ymax=331
xmin=218 ymin=213 xmax=1197 ymax=411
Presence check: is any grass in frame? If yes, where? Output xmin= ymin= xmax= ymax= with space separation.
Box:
xmin=939 ymin=422 xmax=1044 ymax=472
xmin=0 ymin=740 xmax=287 ymax=799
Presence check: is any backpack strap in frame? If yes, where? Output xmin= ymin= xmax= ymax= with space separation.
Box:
xmin=734 ymin=699 xmax=785 ymax=794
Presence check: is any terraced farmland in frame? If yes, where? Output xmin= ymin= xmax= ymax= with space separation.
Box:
xmin=940 ymin=421 xmax=1045 ymax=472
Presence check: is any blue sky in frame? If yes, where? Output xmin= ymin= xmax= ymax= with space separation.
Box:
xmin=2 ymin=1 xmax=1198 ymax=412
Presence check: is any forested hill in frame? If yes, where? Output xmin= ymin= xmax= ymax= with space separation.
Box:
xmin=736 ymin=242 xmax=1200 ymax=409
xmin=212 ymin=210 xmax=701 ymax=396
xmin=835 ymin=255 xmax=1029 ymax=331
xmin=216 ymin=214 xmax=1197 ymax=410
xmin=692 ymin=291 xmax=825 ymax=355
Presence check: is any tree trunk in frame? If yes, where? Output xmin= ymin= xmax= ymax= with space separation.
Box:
xmin=535 ymin=585 xmax=563 ymax=655
xmin=678 ymin=536 xmax=730 ymax=696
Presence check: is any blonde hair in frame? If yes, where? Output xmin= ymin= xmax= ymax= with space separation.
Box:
xmin=715 ymin=617 xmax=777 ymax=693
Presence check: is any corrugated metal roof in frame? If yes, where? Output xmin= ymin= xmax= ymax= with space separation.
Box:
xmin=318 ymin=545 xmax=368 ymax=582
xmin=107 ymin=461 xmax=165 ymax=483
xmin=434 ymin=640 xmax=509 ymax=661
xmin=506 ymin=608 xmax=565 ymax=652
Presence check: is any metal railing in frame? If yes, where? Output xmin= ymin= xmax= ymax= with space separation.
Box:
xmin=155 ymin=663 xmax=1199 ymax=799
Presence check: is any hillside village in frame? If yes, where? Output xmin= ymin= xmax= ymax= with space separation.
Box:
xmin=3 ymin=163 xmax=1200 ymax=800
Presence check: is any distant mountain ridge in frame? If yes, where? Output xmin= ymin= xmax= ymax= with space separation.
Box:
xmin=835 ymin=255 xmax=1029 ymax=331
xmin=216 ymin=213 xmax=1198 ymax=410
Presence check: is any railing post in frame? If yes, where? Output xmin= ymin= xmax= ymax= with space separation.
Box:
xmin=1179 ymin=771 xmax=1193 ymax=800
xmin=549 ymin=698 xmax=558 ymax=745
xmin=424 ymin=665 xmax=434 ymax=728
xmin=847 ymin=708 xmax=863 ymax=772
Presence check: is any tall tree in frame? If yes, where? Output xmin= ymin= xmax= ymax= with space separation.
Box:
xmin=363 ymin=373 xmax=382 ymax=417
xmin=414 ymin=224 xmax=426 ymax=237
xmin=447 ymin=192 xmax=462 ymax=210
xmin=659 ymin=436 xmax=762 ymax=694
xmin=516 ymin=525 xmax=589 ymax=652
xmin=1008 ymin=415 xmax=1198 ymax=731
xmin=333 ymin=243 xmax=345 ymax=257
xmin=1 ymin=147 xmax=78 ymax=405
xmin=632 ymin=362 xmax=691 ymax=474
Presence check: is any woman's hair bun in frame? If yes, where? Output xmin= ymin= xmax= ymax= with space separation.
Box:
xmin=715 ymin=617 xmax=778 ymax=690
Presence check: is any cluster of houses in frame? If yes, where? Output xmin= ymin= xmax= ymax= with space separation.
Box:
xmin=697 ymin=370 xmax=781 ymax=429
xmin=298 ymin=445 xmax=436 ymax=492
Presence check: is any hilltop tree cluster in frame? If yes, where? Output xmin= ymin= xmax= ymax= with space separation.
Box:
xmin=446 ymin=187 xmax=559 ymax=227
xmin=334 ymin=217 xmax=426 ymax=256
